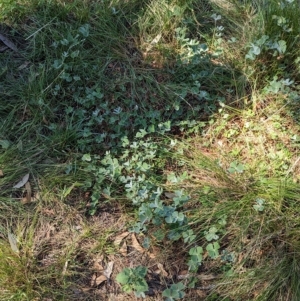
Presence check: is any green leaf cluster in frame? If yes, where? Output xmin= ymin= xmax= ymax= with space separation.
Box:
xmin=116 ymin=266 xmax=148 ymax=298
xmin=162 ymin=282 xmax=186 ymax=300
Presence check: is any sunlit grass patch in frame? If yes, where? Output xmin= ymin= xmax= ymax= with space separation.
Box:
xmin=0 ymin=242 xmax=37 ymax=300
xmin=161 ymin=99 xmax=300 ymax=300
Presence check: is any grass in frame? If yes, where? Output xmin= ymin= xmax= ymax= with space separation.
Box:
xmin=1 ymin=0 xmax=300 ymax=300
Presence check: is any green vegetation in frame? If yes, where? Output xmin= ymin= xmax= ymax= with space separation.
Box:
xmin=116 ymin=266 xmax=149 ymax=298
xmin=1 ymin=0 xmax=300 ymax=300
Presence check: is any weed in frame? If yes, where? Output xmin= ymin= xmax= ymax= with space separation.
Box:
xmin=116 ymin=266 xmax=148 ymax=298
xmin=162 ymin=282 xmax=186 ymax=300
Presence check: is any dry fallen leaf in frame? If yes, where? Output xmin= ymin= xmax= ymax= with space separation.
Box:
xmin=91 ymin=274 xmax=107 ymax=287
xmin=119 ymin=241 xmax=128 ymax=256
xmin=178 ymin=270 xmax=189 ymax=280
xmin=25 ymin=181 xmax=31 ymax=202
xmin=0 ymin=169 xmax=3 ymax=177
xmin=91 ymin=255 xmax=105 ymax=287
xmin=103 ymin=262 xmax=114 ymax=279
xmin=13 ymin=173 xmax=29 ymax=188
xmin=113 ymin=231 xmax=130 ymax=246
xmin=157 ymin=263 xmax=168 ymax=277
xmin=20 ymin=181 xmax=32 ymax=204
xmin=131 ymin=233 xmax=145 ymax=253
xmin=93 ymin=255 xmax=104 ymax=272
xmin=90 ymin=260 xmax=114 ymax=287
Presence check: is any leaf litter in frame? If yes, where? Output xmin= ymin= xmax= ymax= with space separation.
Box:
xmin=13 ymin=173 xmax=29 ymax=188
xmin=131 ymin=233 xmax=145 ymax=253
xmin=91 ymin=255 xmax=114 ymax=287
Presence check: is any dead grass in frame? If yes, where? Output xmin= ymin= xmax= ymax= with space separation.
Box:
xmin=0 ymin=189 xmax=202 ymax=300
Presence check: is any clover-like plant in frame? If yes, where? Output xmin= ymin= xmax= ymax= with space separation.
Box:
xmin=187 ymin=246 xmax=203 ymax=272
xmin=206 ymin=242 xmax=220 ymax=259
xmin=116 ymin=266 xmax=148 ymax=298
xmin=227 ymin=161 xmax=245 ymax=174
xmin=205 ymin=226 xmax=219 ymax=241
xmin=162 ymin=282 xmax=186 ymax=300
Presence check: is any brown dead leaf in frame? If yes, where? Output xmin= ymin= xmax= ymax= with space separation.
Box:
xmin=20 ymin=181 xmax=32 ymax=204
xmin=119 ymin=241 xmax=128 ymax=256
xmin=25 ymin=181 xmax=31 ymax=202
xmin=178 ymin=270 xmax=189 ymax=280
xmin=93 ymin=255 xmax=104 ymax=272
xmin=91 ymin=274 xmax=107 ymax=287
xmin=0 ymin=170 xmax=3 ymax=177
xmin=90 ymin=260 xmax=114 ymax=287
xmin=157 ymin=263 xmax=168 ymax=277
xmin=113 ymin=231 xmax=130 ymax=246
xmin=131 ymin=233 xmax=145 ymax=253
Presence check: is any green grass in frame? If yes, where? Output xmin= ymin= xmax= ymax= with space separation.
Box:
xmin=1 ymin=0 xmax=300 ymax=300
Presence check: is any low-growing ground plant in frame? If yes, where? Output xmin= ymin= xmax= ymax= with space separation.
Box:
xmin=116 ymin=266 xmax=149 ymax=298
